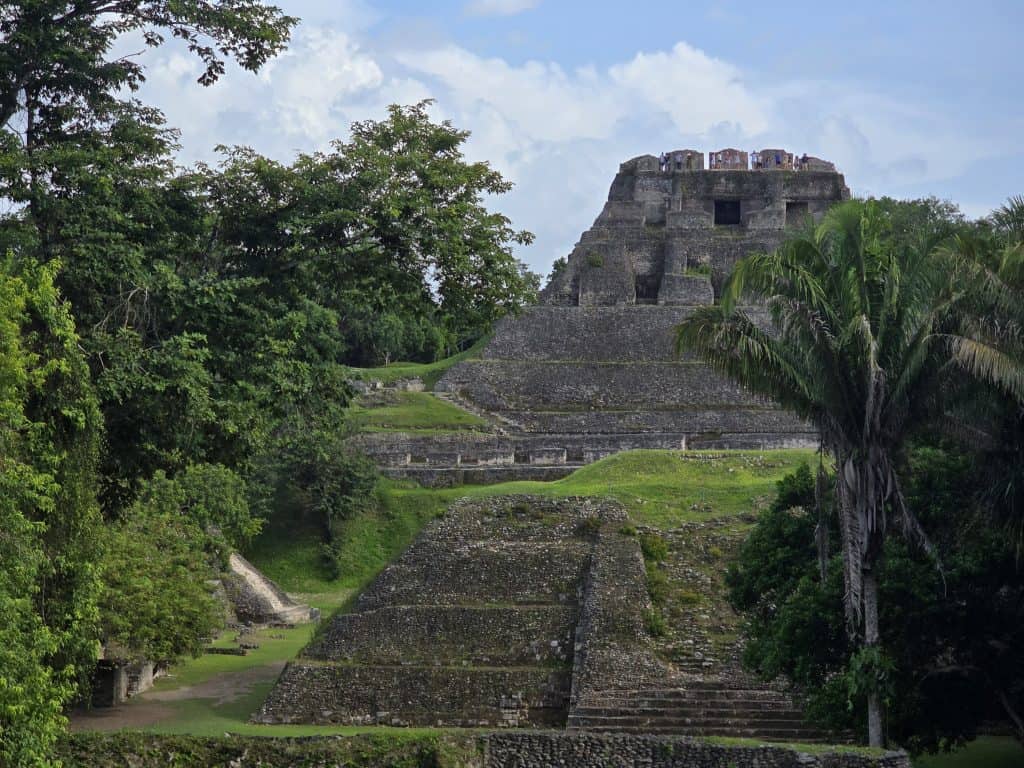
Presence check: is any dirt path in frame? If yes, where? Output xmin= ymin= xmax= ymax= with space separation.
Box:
xmin=69 ymin=661 xmax=286 ymax=732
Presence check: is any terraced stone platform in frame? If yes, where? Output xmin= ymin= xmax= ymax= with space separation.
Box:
xmin=255 ymin=497 xmax=624 ymax=727
xmin=354 ymin=306 xmax=814 ymax=486
xmin=257 ymin=495 xmax=829 ymax=742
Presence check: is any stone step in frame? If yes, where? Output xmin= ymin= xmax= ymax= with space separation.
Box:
xmin=302 ymin=604 xmax=576 ymax=666
xmin=567 ymin=722 xmax=831 ymax=740
xmin=571 ymin=706 xmax=806 ymax=722
xmin=569 ymin=719 xmax=816 ymax=735
xmin=583 ymin=688 xmax=796 ymax=703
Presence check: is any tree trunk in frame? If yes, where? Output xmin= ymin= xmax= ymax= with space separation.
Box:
xmin=863 ymin=567 xmax=884 ymax=747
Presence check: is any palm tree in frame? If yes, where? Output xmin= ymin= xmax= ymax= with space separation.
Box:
xmin=945 ymin=198 xmax=1024 ymax=554
xmin=676 ymin=199 xmax=969 ymax=746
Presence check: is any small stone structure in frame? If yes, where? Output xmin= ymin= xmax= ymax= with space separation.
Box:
xmin=90 ymin=656 xmax=162 ymax=707
xmin=221 ymin=552 xmax=318 ymax=626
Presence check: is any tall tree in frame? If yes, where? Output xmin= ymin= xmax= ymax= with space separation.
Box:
xmin=0 ymin=254 xmax=103 ymax=766
xmin=676 ymin=199 xmax=973 ymax=746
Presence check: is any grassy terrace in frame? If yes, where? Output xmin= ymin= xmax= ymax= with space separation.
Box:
xmin=349 ymin=391 xmax=488 ymax=432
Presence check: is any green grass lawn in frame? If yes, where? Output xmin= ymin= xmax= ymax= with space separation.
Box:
xmin=380 ymin=448 xmax=819 ymax=529
xmin=349 ymin=391 xmax=488 ymax=432
xmin=346 ymin=335 xmax=490 ymax=389
xmin=912 ymin=736 xmax=1024 ymax=767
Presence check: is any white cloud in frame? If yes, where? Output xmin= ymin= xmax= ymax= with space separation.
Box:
xmin=464 ymin=0 xmax=540 ymax=17
xmin=127 ymin=23 xmax=1011 ymax=275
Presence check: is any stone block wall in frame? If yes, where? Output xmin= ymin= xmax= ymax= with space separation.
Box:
xmin=483 ymin=732 xmax=910 ymax=768
xmin=544 ymin=156 xmax=849 ymax=307
xmin=305 ymin=605 xmax=577 ymax=665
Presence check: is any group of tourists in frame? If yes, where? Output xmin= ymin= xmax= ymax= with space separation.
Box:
xmin=658 ymin=150 xmax=814 ymax=172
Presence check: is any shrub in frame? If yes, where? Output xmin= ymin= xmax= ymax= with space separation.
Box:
xmin=576 ymin=517 xmax=602 ymax=539
xmin=639 ymin=533 xmax=669 ymax=562
xmin=644 ymin=608 xmax=667 ymax=637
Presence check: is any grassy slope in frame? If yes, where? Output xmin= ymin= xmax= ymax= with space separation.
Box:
xmin=382 ymin=448 xmax=819 ymax=528
xmin=346 ymin=334 xmax=490 ymax=389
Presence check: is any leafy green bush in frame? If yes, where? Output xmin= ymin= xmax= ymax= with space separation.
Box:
xmin=644 ymin=607 xmax=668 ymax=637
xmin=640 ymin=533 xmax=669 ymax=562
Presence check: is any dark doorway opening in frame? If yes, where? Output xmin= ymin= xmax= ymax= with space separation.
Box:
xmin=714 ymin=199 xmax=741 ymax=226
xmin=786 ymin=201 xmax=809 ymax=227
xmin=635 ymin=273 xmax=661 ymax=304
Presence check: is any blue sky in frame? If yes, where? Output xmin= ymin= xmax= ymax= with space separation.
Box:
xmin=127 ymin=0 xmax=1024 ymax=276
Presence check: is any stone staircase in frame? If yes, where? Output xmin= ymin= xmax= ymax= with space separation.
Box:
xmin=569 ymin=682 xmax=828 ymax=741
xmin=221 ymin=552 xmax=317 ymax=626
xmin=255 ymin=497 xmax=626 ymax=728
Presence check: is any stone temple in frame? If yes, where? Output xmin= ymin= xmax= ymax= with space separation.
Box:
xmin=356 ymin=149 xmax=849 ymax=485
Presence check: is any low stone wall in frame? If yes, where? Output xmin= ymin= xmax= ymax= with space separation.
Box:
xmin=254 ymin=663 xmax=572 ymax=727
xmin=305 ymin=605 xmax=577 ymax=665
xmin=57 ymin=732 xmax=911 ymax=768
xmin=380 ymin=464 xmax=576 ymax=487
xmin=506 ymin=409 xmax=809 ymax=436
xmin=484 ymin=732 xmax=910 ymax=768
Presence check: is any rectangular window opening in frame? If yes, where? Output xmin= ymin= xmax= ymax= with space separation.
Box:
xmin=786 ymin=201 xmax=809 ymax=227
xmin=635 ymin=273 xmax=661 ymax=304
xmin=714 ymin=199 xmax=741 ymax=226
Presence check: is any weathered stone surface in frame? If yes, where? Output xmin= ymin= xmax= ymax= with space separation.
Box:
xmin=220 ymin=552 xmax=317 ymax=626
xmin=256 ymin=497 xmax=627 ymax=729
xmin=544 ymin=160 xmax=848 ymax=307
xmin=484 ymin=732 xmax=910 ymax=768
xmin=305 ymin=605 xmax=577 ymax=665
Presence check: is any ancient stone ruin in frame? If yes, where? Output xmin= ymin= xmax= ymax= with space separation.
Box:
xmin=258 ymin=496 xmax=829 ymax=742
xmin=355 ymin=151 xmax=849 ymax=485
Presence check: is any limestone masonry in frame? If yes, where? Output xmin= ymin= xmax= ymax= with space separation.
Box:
xmin=544 ymin=152 xmax=849 ymax=306
xmin=356 ymin=152 xmax=848 ymax=484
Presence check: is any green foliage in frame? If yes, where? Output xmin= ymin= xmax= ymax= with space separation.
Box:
xmin=0 ymin=1 xmax=296 ymax=134
xmin=547 ymin=255 xmax=568 ymax=285
xmin=644 ymin=607 xmax=668 ymax=637
xmin=640 ymin=533 xmax=670 ymax=562
xmin=729 ymin=446 xmax=1024 ymax=754
xmin=0 ymin=254 xmax=103 ymax=766
xmin=98 ymin=501 xmax=222 ymax=664
xmin=677 ymin=198 xmax=991 ymax=745
xmin=201 ymin=103 xmax=538 ymax=366
xmin=586 ymin=252 xmax=604 ymax=268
